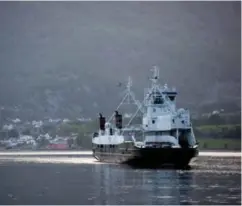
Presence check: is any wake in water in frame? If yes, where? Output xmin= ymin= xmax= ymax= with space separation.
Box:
xmin=0 ymin=156 xmax=104 ymax=165
xmin=0 ymin=151 xmax=92 ymax=156
xmin=0 ymin=151 xmax=240 ymax=174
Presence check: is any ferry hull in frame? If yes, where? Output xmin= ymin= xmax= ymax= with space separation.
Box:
xmin=126 ymin=147 xmax=199 ymax=168
xmin=93 ymin=147 xmax=199 ymax=168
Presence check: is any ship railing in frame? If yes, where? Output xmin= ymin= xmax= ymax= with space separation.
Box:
xmin=122 ymin=125 xmax=143 ymax=131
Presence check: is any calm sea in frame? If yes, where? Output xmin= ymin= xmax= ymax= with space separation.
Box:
xmin=0 ymin=152 xmax=240 ymax=205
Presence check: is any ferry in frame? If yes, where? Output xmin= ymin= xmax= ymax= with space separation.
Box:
xmin=92 ymin=67 xmax=199 ymax=168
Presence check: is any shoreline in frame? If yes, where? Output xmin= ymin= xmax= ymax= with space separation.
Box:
xmin=0 ymin=148 xmax=241 ymax=152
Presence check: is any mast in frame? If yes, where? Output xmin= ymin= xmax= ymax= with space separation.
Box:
xmin=151 ymin=65 xmax=159 ymax=86
xmin=107 ymin=76 xmax=144 ymax=123
xmin=126 ymin=76 xmax=132 ymax=104
xmin=125 ymin=66 xmax=161 ymax=128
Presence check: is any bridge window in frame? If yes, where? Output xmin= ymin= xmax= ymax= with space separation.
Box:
xmin=152 ymin=120 xmax=155 ymax=124
xmin=168 ymin=96 xmax=175 ymax=101
xmin=154 ymin=97 xmax=163 ymax=104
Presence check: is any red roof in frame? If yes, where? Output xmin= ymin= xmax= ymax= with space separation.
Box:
xmin=48 ymin=143 xmax=68 ymax=149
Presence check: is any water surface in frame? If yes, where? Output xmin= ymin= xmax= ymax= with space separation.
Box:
xmin=0 ymin=153 xmax=240 ymax=205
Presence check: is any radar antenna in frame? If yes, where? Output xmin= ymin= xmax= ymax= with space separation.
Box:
xmin=151 ymin=65 xmax=159 ymax=86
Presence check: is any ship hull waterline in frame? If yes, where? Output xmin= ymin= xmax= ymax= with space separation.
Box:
xmin=93 ymin=147 xmax=199 ymax=168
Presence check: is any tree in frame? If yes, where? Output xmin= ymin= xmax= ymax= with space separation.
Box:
xmin=22 ymin=128 xmax=31 ymax=136
xmin=67 ymin=138 xmax=74 ymax=148
xmin=208 ymin=114 xmax=224 ymax=125
xmin=75 ymin=135 xmax=82 ymax=146
xmin=8 ymin=129 xmax=19 ymax=138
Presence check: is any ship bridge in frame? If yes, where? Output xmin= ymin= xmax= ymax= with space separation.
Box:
xmin=162 ymin=90 xmax=177 ymax=101
xmin=151 ymin=90 xmax=164 ymax=105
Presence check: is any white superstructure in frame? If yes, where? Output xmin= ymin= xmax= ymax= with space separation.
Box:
xmin=92 ymin=66 xmax=197 ymax=149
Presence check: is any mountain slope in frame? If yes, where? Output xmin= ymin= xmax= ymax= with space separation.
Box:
xmin=0 ymin=1 xmax=240 ymax=119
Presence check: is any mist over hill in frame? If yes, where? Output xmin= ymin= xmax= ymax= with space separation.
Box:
xmin=0 ymin=1 xmax=240 ymax=120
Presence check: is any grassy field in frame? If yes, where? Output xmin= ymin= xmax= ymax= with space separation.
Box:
xmin=197 ymin=138 xmax=241 ymax=150
xmin=196 ymin=124 xmax=240 ymax=131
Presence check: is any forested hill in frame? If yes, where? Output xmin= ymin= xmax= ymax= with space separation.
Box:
xmin=0 ymin=1 xmax=240 ymax=120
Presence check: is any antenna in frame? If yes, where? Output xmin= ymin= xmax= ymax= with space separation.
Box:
xmin=127 ymin=76 xmax=132 ymax=90
xmin=151 ymin=65 xmax=159 ymax=85
xmin=149 ymin=65 xmax=160 ymax=100
xmin=126 ymin=76 xmax=132 ymax=104
xmin=122 ymin=76 xmax=141 ymax=107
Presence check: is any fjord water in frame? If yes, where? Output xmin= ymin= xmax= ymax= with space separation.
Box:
xmin=0 ymin=152 xmax=240 ymax=205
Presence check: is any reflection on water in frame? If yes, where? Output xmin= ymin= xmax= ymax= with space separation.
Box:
xmin=93 ymin=164 xmax=195 ymax=205
xmin=91 ymin=156 xmax=241 ymax=205
xmin=0 ymin=154 xmax=240 ymax=205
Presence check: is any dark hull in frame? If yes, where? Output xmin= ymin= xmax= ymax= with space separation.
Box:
xmin=93 ymin=147 xmax=199 ymax=168
xmin=125 ymin=147 xmax=198 ymax=168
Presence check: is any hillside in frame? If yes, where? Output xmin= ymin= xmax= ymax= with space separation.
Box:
xmin=0 ymin=1 xmax=240 ymax=120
